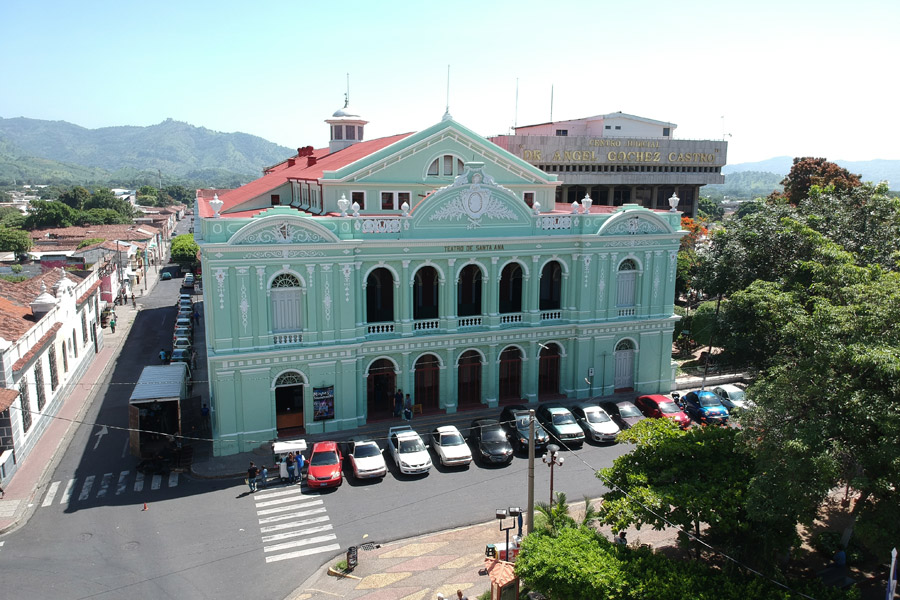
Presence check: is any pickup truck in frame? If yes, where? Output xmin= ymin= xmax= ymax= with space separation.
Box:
xmin=387 ymin=425 xmax=432 ymax=475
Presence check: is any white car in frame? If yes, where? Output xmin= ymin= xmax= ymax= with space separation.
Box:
xmin=713 ymin=384 xmax=752 ymax=411
xmin=387 ymin=426 xmax=432 ymax=475
xmin=173 ymin=337 xmax=192 ymax=351
xmin=344 ymin=439 xmax=387 ymax=479
xmin=571 ymin=402 xmax=620 ymax=443
xmin=429 ymin=425 xmax=473 ymax=467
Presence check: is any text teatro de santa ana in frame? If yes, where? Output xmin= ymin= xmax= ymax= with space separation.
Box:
xmin=195 ymin=104 xmax=727 ymax=456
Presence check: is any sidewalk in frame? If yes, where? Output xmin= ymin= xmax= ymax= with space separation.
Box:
xmin=283 ymin=501 xmax=679 ymax=600
xmin=0 ymin=263 xmax=163 ymax=534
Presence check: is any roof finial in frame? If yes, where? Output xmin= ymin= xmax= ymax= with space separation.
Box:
xmin=344 ymin=73 xmax=350 ymax=108
xmin=442 ymin=65 xmax=452 ymax=121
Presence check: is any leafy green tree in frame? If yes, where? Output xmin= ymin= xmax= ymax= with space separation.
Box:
xmin=76 ymin=208 xmax=130 ymax=225
xmin=86 ymin=188 xmax=134 ymax=219
xmin=170 ymin=233 xmax=199 ymax=265
xmin=777 ymin=157 xmax=861 ymax=204
xmin=698 ymin=196 xmax=725 ymax=221
xmin=58 ymin=186 xmax=91 ymax=211
xmin=163 ymin=184 xmax=192 ymax=205
xmin=24 ymin=200 xmax=78 ymax=229
xmin=0 ymin=206 xmax=25 ymax=228
xmin=0 ymin=227 xmax=34 ymax=255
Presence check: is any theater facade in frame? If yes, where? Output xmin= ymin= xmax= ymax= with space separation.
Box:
xmin=489 ymin=112 xmax=727 ymax=217
xmin=196 ymin=108 xmax=685 ymax=456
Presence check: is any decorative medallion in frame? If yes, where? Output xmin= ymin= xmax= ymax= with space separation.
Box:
xmin=605 ymin=216 xmax=665 ymax=236
xmin=429 ymin=167 xmax=519 ymax=229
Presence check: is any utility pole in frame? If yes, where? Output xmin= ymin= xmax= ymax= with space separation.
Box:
xmin=700 ymin=294 xmax=722 ymax=390
xmin=526 ymin=409 xmax=535 ymax=535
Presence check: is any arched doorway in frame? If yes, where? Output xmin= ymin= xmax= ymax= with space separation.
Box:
xmin=539 ymin=261 xmax=562 ymax=311
xmin=366 ymin=359 xmax=396 ymax=419
xmin=457 ymin=350 xmax=482 ymax=408
xmin=414 ymin=354 xmax=441 ymax=411
xmin=274 ymin=371 xmax=305 ymax=435
xmin=499 ymin=263 xmax=523 ymax=314
xmin=538 ymin=343 xmax=562 ymax=399
xmin=498 ymin=346 xmax=523 ymax=403
xmin=366 ymin=268 xmax=394 ymax=323
xmin=413 ymin=266 xmax=439 ymax=320
xmin=457 ymin=264 xmax=483 ymax=317
xmin=614 ymin=339 xmax=636 ymax=391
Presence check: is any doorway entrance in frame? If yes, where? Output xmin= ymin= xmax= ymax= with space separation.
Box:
xmin=367 ymin=358 xmax=397 ymax=419
xmin=274 ymin=371 xmax=305 ymax=434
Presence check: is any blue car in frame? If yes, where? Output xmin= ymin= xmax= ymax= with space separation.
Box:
xmin=681 ymin=390 xmax=729 ymax=425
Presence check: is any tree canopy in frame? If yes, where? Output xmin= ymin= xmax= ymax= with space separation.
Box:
xmin=0 ymin=227 xmax=34 ymax=255
xmin=170 ymin=234 xmax=199 ymax=265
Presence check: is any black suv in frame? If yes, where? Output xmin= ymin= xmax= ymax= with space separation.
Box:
xmin=468 ymin=418 xmax=514 ymax=466
xmin=499 ymin=405 xmax=550 ymax=453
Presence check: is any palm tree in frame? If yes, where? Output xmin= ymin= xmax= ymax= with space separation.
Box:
xmin=534 ymin=492 xmax=575 ymax=536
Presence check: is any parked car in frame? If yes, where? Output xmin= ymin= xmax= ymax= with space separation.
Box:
xmin=598 ymin=400 xmax=646 ymax=430
xmin=570 ymin=402 xmax=620 ymax=443
xmin=536 ymin=403 xmax=585 ymax=448
xmin=178 ymin=300 xmax=193 ymax=312
xmin=307 ymin=441 xmax=343 ymax=488
xmin=499 ymin=405 xmax=550 ymax=453
xmin=342 ymin=438 xmax=386 ymax=479
xmin=429 ymin=425 xmax=473 ymax=467
xmin=634 ymin=395 xmax=692 ymax=429
xmin=387 ymin=426 xmax=432 ymax=475
xmin=681 ymin=390 xmax=730 ymax=425
xmin=713 ymin=384 xmax=752 ymax=411
xmin=468 ymin=419 xmax=514 ymax=466
xmin=160 ymin=272 xmax=172 ymax=281
xmin=175 ymin=317 xmax=193 ymax=331
xmin=173 ymin=326 xmax=192 ymax=342
xmin=177 ymin=306 xmax=192 ymax=317
xmin=173 ymin=337 xmax=192 ymax=351
xmin=170 ymin=348 xmax=191 ymax=366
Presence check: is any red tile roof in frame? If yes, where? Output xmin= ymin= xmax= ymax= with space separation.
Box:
xmin=77 ymin=279 xmax=102 ymax=305
xmin=30 ymin=224 xmax=161 ymax=242
xmin=0 ymin=269 xmax=84 ymax=341
xmin=0 ymin=388 xmax=19 ymax=412
xmin=198 ymin=134 xmax=413 ymax=218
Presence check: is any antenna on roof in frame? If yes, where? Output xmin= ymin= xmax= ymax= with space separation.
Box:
xmin=344 ymin=73 xmax=350 ymax=108
xmin=514 ymin=77 xmax=519 ymax=130
xmin=550 ymin=84 xmax=554 ymax=123
xmin=442 ymin=65 xmax=452 ymax=121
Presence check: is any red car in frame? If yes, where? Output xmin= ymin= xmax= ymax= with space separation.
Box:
xmin=307 ymin=441 xmax=343 ymax=488
xmin=634 ymin=395 xmax=691 ymax=429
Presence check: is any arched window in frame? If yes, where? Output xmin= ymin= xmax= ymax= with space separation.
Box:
xmin=427 ymin=154 xmax=465 ymax=177
xmin=366 ymin=268 xmax=394 ymax=323
xmin=270 ymin=273 xmax=302 ymax=332
xmin=498 ymin=263 xmax=523 ymax=314
xmin=498 ymin=346 xmax=523 ymax=402
xmin=457 ymin=264 xmax=483 ymax=317
xmin=413 ymin=266 xmax=439 ymax=320
xmin=539 ymin=261 xmax=562 ymax=311
xmin=616 ymin=260 xmax=638 ymax=308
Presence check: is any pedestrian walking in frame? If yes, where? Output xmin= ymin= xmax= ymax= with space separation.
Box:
xmin=394 ymin=388 xmax=403 ymax=417
xmin=193 ymin=310 xmax=200 ymax=324
xmin=456 ymin=590 xmax=468 ymax=600
xmin=286 ymin=452 xmax=296 ymax=483
xmin=247 ymin=462 xmax=259 ymax=492
xmin=159 ymin=349 xmax=167 ymax=363
xmin=295 ymin=450 xmax=305 ymax=482
xmin=109 ymin=317 xmax=117 ymax=333
xmin=259 ymin=465 xmax=268 ymax=488
xmin=404 ymin=393 xmax=413 ymax=421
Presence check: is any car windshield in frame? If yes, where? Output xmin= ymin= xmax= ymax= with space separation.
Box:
xmin=618 ymin=405 xmax=642 ymax=418
xmin=440 ymin=433 xmax=465 ymax=446
xmin=727 ymin=390 xmax=746 ymax=402
xmin=354 ymin=444 xmax=380 ymax=458
xmin=658 ymin=402 xmax=681 ymax=414
xmin=399 ymin=439 xmax=425 ymax=453
xmin=481 ymin=427 xmax=506 ymax=442
xmin=585 ymin=410 xmax=611 ymax=423
xmin=699 ymin=396 xmax=721 ymax=407
xmin=311 ymin=450 xmax=338 ymax=466
xmin=552 ymin=413 xmax=575 ymax=425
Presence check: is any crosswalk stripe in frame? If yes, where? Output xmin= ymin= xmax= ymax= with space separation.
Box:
xmin=264 ymin=533 xmax=337 ymax=553
xmin=42 ymin=481 xmax=61 ymax=507
xmin=168 ymin=472 xmax=179 ymax=488
xmin=265 ymin=543 xmax=341 ymax=563
xmin=134 ymin=472 xmax=144 ymax=492
xmin=151 ymin=474 xmax=161 ymax=490
xmin=253 ymin=487 xmax=306 ymax=501
xmin=61 ymin=479 xmax=76 ymax=504
xmin=261 ymin=523 xmax=332 ymax=544
xmin=96 ymin=473 xmax=113 ymax=498
xmin=116 ymin=471 xmax=129 ymax=495
xmin=255 ymin=494 xmax=317 ymax=508
xmin=258 ymin=504 xmax=325 ymax=524
xmin=78 ymin=476 xmax=95 ymax=501
xmin=259 ymin=508 xmax=328 ymax=533
xmin=257 ymin=500 xmax=321 ymax=516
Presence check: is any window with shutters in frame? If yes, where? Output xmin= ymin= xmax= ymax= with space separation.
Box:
xmin=49 ymin=349 xmax=59 ymax=392
xmin=616 ymin=259 xmax=638 ymax=307
xmin=20 ymin=379 xmax=31 ymax=433
xmin=270 ymin=274 xmax=302 ymax=332
xmin=35 ymin=359 xmax=46 ymax=411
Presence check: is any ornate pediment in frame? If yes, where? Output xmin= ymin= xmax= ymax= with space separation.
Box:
xmin=425 ymin=163 xmax=522 ymax=229
xmin=227 ymin=215 xmax=340 ymax=245
xmin=598 ymin=211 xmax=672 ymax=236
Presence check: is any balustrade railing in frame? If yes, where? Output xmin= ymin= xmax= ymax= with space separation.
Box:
xmin=457 ymin=316 xmax=483 ymax=328
xmin=499 ymin=313 xmax=523 ymax=324
xmin=413 ymin=319 xmax=440 ymax=331
xmin=273 ymin=332 xmax=303 ymax=345
xmin=617 ymin=307 xmax=636 ymax=317
xmin=539 ymin=215 xmax=572 ymax=230
xmin=357 ymin=218 xmax=402 ymax=234
xmin=367 ymin=323 xmax=396 ymax=334
xmin=540 ymin=310 xmax=562 ymax=321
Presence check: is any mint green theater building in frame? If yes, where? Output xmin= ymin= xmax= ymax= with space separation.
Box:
xmin=195 ymin=105 xmax=685 ymax=456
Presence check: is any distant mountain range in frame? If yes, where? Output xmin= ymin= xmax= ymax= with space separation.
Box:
xmin=1 ymin=116 xmax=897 ymax=195
xmin=0 ymin=116 xmax=294 ymax=188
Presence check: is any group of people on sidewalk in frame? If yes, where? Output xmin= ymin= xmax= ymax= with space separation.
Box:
xmin=393 ymin=388 xmax=415 ymax=421
xmin=246 ymin=451 xmax=306 ymax=493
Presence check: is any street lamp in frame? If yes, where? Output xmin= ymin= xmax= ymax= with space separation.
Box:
xmin=542 ymin=444 xmax=564 ymax=504
xmin=496 ymin=507 xmax=522 ymax=562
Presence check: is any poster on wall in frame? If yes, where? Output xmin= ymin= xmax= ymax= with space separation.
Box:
xmin=313 ymin=386 xmax=335 ymax=421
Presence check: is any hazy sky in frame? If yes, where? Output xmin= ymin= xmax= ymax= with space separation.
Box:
xmin=1 ymin=0 xmax=896 ymax=165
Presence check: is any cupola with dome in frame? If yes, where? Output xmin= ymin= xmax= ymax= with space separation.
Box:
xmin=325 ymin=93 xmax=368 ymax=153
